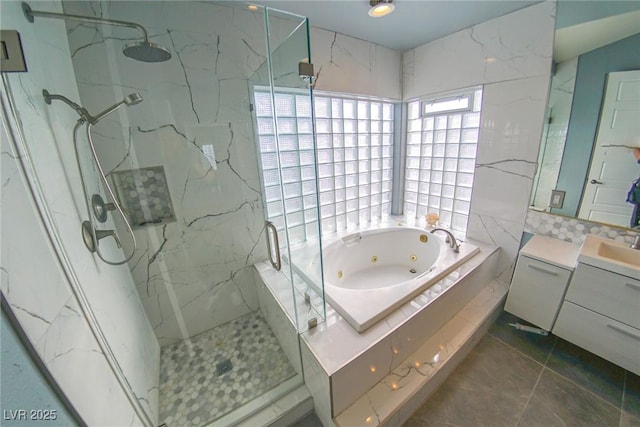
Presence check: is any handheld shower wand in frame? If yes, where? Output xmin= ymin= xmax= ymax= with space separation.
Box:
xmin=92 ymin=93 xmax=143 ymax=124
xmin=43 ymin=89 xmax=143 ymax=265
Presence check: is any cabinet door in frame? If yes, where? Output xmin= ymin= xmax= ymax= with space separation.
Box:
xmin=505 ymin=255 xmax=572 ymax=330
xmin=565 ymin=263 xmax=640 ymax=329
xmin=553 ymin=301 xmax=640 ymax=375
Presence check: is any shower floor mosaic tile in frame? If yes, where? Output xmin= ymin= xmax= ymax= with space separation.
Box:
xmin=159 ymin=311 xmax=296 ymax=426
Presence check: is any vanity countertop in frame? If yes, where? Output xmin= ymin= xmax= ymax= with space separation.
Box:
xmin=520 ymin=235 xmax=580 ymax=270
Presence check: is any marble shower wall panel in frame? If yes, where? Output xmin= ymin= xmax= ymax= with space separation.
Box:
xmin=1 ymin=1 xmax=159 ymax=423
xmin=403 ymin=2 xmax=555 ymax=100
xmin=311 ymin=28 xmax=402 ymax=100
xmin=64 ymin=1 xmax=276 ymax=346
xmin=469 ymin=76 xmax=551 ymax=280
xmin=402 ymin=1 xmax=555 ymax=283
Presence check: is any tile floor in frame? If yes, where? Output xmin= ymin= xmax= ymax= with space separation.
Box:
xmin=293 ymin=310 xmax=639 ymax=427
xmin=404 ymin=311 xmax=640 ymax=427
xmin=159 ymin=311 xmax=296 ymax=427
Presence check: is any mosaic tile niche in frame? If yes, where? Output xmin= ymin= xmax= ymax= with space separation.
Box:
xmin=112 ymin=166 xmax=176 ymax=227
xmin=525 ymin=210 xmax=640 ymax=246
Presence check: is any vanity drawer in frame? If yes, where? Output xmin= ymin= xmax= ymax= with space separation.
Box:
xmin=505 ymin=255 xmax=572 ymax=331
xmin=565 ymin=263 xmax=640 ymax=329
xmin=553 ymin=301 xmax=640 ymax=375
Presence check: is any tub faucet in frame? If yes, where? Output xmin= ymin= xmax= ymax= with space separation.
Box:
xmin=430 ymin=228 xmax=460 ymax=253
xmin=631 ymin=235 xmax=640 ymax=250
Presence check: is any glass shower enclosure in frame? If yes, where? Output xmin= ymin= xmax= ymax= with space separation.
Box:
xmin=1 ymin=1 xmax=325 ymax=426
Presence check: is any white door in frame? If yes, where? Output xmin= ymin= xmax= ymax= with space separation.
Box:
xmin=579 ymin=70 xmax=640 ymax=227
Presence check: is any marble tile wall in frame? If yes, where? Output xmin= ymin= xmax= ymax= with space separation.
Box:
xmin=310 ymin=27 xmax=402 ymax=100
xmin=63 ymin=1 xmax=274 ymax=346
xmin=63 ymin=0 xmax=404 ymax=347
xmin=403 ymin=1 xmax=556 ymax=283
xmin=0 ymin=2 xmax=159 ymax=424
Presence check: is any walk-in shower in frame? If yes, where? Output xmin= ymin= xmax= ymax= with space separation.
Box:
xmin=1 ymin=1 xmax=325 ymax=425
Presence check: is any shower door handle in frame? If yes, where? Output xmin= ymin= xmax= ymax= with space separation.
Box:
xmin=265 ymin=221 xmax=282 ymax=271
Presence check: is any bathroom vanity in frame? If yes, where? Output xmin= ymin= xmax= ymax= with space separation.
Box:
xmin=552 ymin=234 xmax=640 ymax=375
xmin=505 ymin=235 xmax=580 ymax=331
xmin=507 ymin=233 xmax=640 ymax=375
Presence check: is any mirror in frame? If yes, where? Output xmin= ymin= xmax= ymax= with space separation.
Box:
xmin=530 ymin=1 xmax=640 ymax=229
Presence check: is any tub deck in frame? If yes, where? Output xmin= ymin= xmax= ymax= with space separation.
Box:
xmin=294 ymin=226 xmax=480 ymax=332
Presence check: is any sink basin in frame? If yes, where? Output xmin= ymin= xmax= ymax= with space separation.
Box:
xmin=597 ymin=242 xmax=640 ymax=267
xmin=578 ymin=234 xmax=640 ymax=278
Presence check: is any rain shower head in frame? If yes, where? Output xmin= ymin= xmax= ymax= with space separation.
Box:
xmin=123 ymin=41 xmax=172 ymax=63
xmin=22 ymin=2 xmax=172 ymax=63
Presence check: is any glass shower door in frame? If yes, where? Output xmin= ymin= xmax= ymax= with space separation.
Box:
xmin=251 ymin=9 xmax=326 ymax=333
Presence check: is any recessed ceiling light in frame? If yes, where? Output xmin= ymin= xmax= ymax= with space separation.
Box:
xmin=247 ymin=4 xmax=259 ymax=11
xmin=368 ymin=0 xmax=395 ymax=18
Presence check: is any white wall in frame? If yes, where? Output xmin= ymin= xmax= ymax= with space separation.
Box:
xmin=403 ymin=1 xmax=556 ymax=282
xmin=1 ymin=1 xmax=159 ymax=424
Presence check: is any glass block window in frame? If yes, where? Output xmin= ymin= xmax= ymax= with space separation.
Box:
xmin=404 ymin=88 xmax=483 ymax=233
xmin=254 ymin=89 xmax=394 ymax=242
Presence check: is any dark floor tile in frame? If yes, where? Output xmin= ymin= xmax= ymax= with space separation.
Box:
xmin=519 ymin=368 xmax=621 ymax=427
xmin=625 ymin=372 xmax=640 ymax=419
xmin=404 ymin=335 xmax=542 ymax=427
xmin=546 ymin=338 xmax=625 ymax=408
xmin=289 ymin=412 xmax=323 ymax=427
xmin=621 ymin=411 xmax=640 ymax=427
xmin=488 ymin=311 xmax=557 ymax=364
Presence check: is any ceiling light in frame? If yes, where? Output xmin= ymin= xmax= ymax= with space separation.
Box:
xmin=247 ymin=4 xmax=259 ymax=11
xmin=368 ymin=0 xmax=395 ymax=18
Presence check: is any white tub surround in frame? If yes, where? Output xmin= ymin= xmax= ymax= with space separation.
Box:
xmin=403 ymin=1 xmax=555 ymax=283
xmin=297 ymin=238 xmax=499 ymax=423
xmin=321 ymin=227 xmax=480 ymax=332
xmin=334 ymin=280 xmax=508 ymax=427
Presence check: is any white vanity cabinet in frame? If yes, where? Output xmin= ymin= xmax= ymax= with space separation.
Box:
xmin=505 ymin=235 xmax=580 ymax=331
xmin=553 ymin=262 xmax=640 ymax=375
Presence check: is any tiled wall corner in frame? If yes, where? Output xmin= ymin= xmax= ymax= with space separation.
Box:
xmin=402 ymin=1 xmax=556 ymax=283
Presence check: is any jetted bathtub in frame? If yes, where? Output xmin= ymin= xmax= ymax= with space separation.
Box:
xmin=317 ymin=226 xmax=480 ymax=332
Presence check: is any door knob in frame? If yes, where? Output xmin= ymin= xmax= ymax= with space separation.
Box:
xmin=590 ymin=179 xmax=603 ymax=184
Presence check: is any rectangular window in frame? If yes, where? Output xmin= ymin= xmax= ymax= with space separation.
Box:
xmin=254 ymin=89 xmax=394 ymax=243
xmin=404 ymin=88 xmax=483 ymax=233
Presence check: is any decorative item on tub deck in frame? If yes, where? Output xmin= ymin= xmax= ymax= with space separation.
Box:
xmin=425 ymin=212 xmax=439 ymax=227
